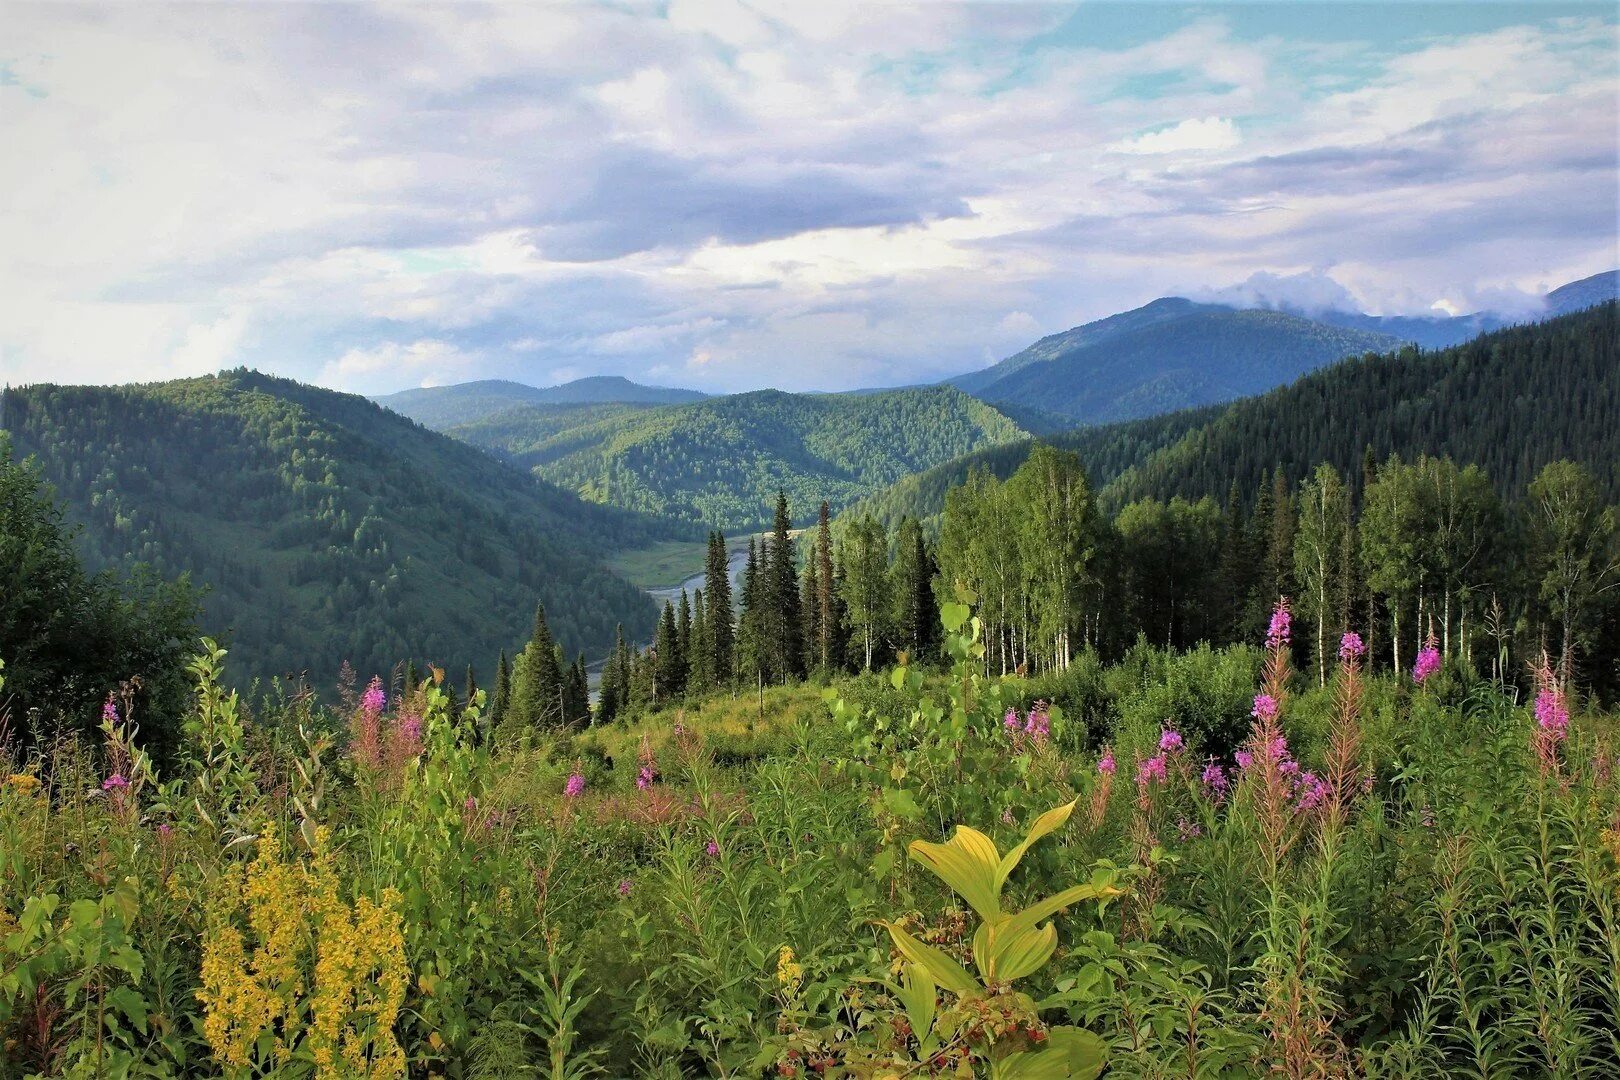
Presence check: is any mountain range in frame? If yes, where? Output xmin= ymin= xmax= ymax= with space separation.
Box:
xmin=378 ymin=375 xmax=707 ymax=428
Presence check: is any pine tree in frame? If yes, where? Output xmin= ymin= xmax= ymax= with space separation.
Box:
xmin=800 ymin=560 xmax=822 ymax=671
xmin=705 ymin=531 xmax=735 ymax=685
xmin=510 ymin=603 xmax=564 ymax=729
xmin=490 ymin=650 xmax=511 ymax=727
xmin=1268 ymin=468 xmax=1296 ymax=607
xmin=676 ymin=590 xmax=692 ymax=675
xmin=816 ymin=502 xmax=835 ymax=670
xmin=767 ymin=492 xmax=803 ymax=680
xmin=652 ymin=601 xmax=678 ymax=701
xmin=688 ymin=587 xmax=710 ymax=695
xmin=612 ymin=624 xmax=632 ymax=715
xmin=564 ymin=655 xmax=589 ymax=726
xmin=738 ymin=536 xmax=764 ymax=686
xmin=598 ymin=643 xmax=620 ymax=723
xmin=892 ymin=517 xmax=939 ymax=660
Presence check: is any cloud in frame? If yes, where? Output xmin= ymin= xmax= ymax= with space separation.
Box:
xmin=0 ymin=5 xmax=1613 ymax=393
xmin=1114 ymin=116 xmax=1241 ymax=155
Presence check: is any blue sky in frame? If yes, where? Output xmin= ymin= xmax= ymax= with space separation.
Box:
xmin=1 ymin=2 xmax=1615 ymax=394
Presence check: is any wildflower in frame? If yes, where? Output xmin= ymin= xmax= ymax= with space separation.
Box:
xmin=616 ymin=879 xmax=633 ymax=898
xmin=636 ymin=765 xmax=655 ymax=791
xmin=1201 ymin=759 xmax=1229 ymax=799
xmin=1252 ymin=693 xmax=1279 ymax=723
xmin=1159 ymin=728 xmax=1183 ymax=753
xmin=1266 ymin=601 xmax=1292 ymax=650
xmin=464 ymin=795 xmax=477 ymax=812
xmin=1137 ymin=755 xmax=1167 ymax=785
xmin=1338 ymin=632 xmax=1366 ymax=662
xmin=564 ymin=773 xmax=586 ymax=798
xmin=157 ymin=823 xmax=174 ymax=838
xmin=1003 ymin=709 xmax=1020 ymax=731
xmin=360 ymin=677 xmax=386 ymax=715
xmin=705 ymin=840 xmax=720 ymax=857
xmin=1412 ymin=645 xmax=1441 ymax=684
xmin=1097 ymin=749 xmax=1116 ymax=776
xmin=102 ymin=697 xmax=120 ymax=725
xmin=6 ymin=773 xmax=40 ymax=793
xmin=1534 ymin=686 xmax=1569 ymax=741
xmin=1176 ymin=817 xmax=1202 ymax=841
xmin=1023 ymin=707 xmax=1050 ymax=741
xmin=776 ymin=945 xmax=803 ymax=993
xmin=1295 ymin=772 xmax=1329 ymax=811
xmin=102 ymin=774 xmax=129 ymax=791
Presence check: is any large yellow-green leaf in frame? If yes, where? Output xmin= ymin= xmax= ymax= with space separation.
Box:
xmin=994 ymin=1026 xmax=1107 ymax=1080
xmin=890 ymin=962 xmax=937 ymax=1054
xmin=878 ymin=921 xmax=980 ymax=997
xmin=995 ymin=801 xmax=1076 ymax=891
xmin=908 ymin=826 xmax=1003 ymax=920
xmin=1003 ymin=882 xmax=1119 ymax=941
xmin=988 ymin=920 xmax=1058 ymax=983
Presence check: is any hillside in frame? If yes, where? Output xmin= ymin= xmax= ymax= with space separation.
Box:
xmin=2 ymin=370 xmax=669 ymax=685
xmin=1109 ymin=300 xmax=1619 ymax=505
xmin=376 ymin=375 xmax=707 ymax=428
xmin=448 ymin=385 xmax=1030 ymax=530
xmin=967 ymin=302 xmax=1399 ymax=423
xmin=850 ymin=302 xmax=1618 ymax=530
xmin=1546 ymin=269 xmax=1620 ymax=316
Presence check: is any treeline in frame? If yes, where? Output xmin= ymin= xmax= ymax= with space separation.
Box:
xmin=538 ymin=444 xmax=1618 ymax=730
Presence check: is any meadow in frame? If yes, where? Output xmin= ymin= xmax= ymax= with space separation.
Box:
xmin=3 ymin=598 xmax=1617 ymax=1079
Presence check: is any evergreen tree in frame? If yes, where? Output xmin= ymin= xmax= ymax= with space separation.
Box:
xmin=509 ymin=603 xmax=564 ymax=729
xmin=598 ymin=644 xmax=620 ymax=723
xmin=490 ymin=650 xmax=511 ymax=727
xmin=800 ymin=559 xmax=823 ymax=672
xmin=653 ymin=600 xmax=683 ymax=701
xmin=705 ymin=530 xmax=735 ymax=685
xmin=564 ymin=654 xmax=589 ymax=726
xmin=612 ymin=623 xmax=633 ymax=716
xmin=1216 ymin=482 xmax=1252 ymax=639
xmin=688 ymin=588 xmax=710 ymax=695
xmin=676 ymin=591 xmax=692 ymax=675
xmin=816 ymin=501 xmax=835 ymax=670
xmin=737 ymin=537 xmax=764 ymax=688
xmin=891 ymin=517 xmax=939 ymax=660
xmin=766 ymin=492 xmax=803 ymax=679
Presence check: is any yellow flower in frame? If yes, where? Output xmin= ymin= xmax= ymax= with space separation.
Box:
xmin=776 ymin=945 xmax=803 ymax=994
xmin=6 ymin=773 xmax=40 ymax=793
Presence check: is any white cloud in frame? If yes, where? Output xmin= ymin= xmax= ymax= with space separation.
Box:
xmin=1114 ymin=116 xmax=1242 ymax=155
xmin=319 ymin=339 xmax=476 ymax=393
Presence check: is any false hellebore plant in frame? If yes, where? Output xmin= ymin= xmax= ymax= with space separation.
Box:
xmin=879 ymin=800 xmax=1119 ymax=1078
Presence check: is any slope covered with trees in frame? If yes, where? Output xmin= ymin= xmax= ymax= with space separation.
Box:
xmin=376 ymin=375 xmax=707 ymax=428
xmin=448 ymin=385 xmax=1029 ymax=531
xmin=971 ymin=303 xmax=1399 ymax=423
xmin=2 ymin=370 xmax=666 ymax=686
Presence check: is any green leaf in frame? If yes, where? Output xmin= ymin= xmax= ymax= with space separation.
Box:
xmin=890 ymin=962 xmax=937 ymax=1053
xmin=941 ymin=602 xmax=970 ymax=632
xmin=988 ymin=920 xmax=1057 ymax=983
xmin=909 ymin=826 xmax=1003 ymax=920
xmin=881 ymin=787 xmax=921 ymax=821
xmin=878 ymin=921 xmax=979 ymax=997
xmin=995 ymin=1026 xmax=1107 ymax=1080
xmin=995 ymin=801 xmax=1076 ymax=891
xmin=1004 ymin=882 xmax=1120 ymax=941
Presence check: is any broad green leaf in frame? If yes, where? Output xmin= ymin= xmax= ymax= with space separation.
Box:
xmin=941 ymin=602 xmax=970 ymax=632
xmin=995 ymin=801 xmax=1076 ymax=890
xmin=882 ymin=787 xmax=921 ymax=822
xmin=891 ymin=962 xmax=937 ymax=1053
xmin=1004 ymin=882 xmax=1120 ymax=941
xmin=995 ymin=1026 xmax=1107 ymax=1080
xmin=989 ymin=920 xmax=1057 ymax=983
xmin=909 ymin=826 xmax=1003 ymax=920
xmin=878 ymin=921 xmax=980 ymax=997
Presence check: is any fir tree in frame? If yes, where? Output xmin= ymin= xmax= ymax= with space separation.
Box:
xmin=816 ymin=501 xmax=835 ymax=670
xmin=490 ymin=651 xmax=511 ymax=728
xmin=705 ymin=530 xmax=735 ymax=685
xmin=800 ymin=560 xmax=822 ymax=671
xmin=767 ymin=491 xmax=803 ymax=679
xmin=654 ymin=600 xmax=683 ymax=700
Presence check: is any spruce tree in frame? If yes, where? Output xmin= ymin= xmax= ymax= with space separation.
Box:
xmin=490 ymin=650 xmax=511 ymax=727
xmin=768 ymin=491 xmax=803 ymax=679
xmin=598 ymin=645 xmax=620 ymax=723
xmin=688 ymin=588 xmax=710 ymax=695
xmin=511 ymin=603 xmax=564 ymax=729
xmin=816 ymin=502 xmax=835 ymax=669
xmin=612 ymin=624 xmax=632 ymax=716
xmin=654 ymin=600 xmax=683 ymax=701
xmin=800 ymin=561 xmax=822 ymax=671
xmin=738 ymin=537 xmax=763 ymax=686
xmin=705 ymin=531 xmax=735 ymax=684
xmin=676 ymin=591 xmax=692 ymax=677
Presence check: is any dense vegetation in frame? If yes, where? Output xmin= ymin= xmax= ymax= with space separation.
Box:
xmin=447 ymin=386 xmax=1029 ymax=531
xmin=849 ymin=302 xmax=1620 ymax=533
xmin=377 ymin=376 xmax=707 ymax=429
xmin=960 ymin=300 xmax=1399 ymax=424
xmin=4 ymin=590 xmax=1618 ymax=1076
xmin=1 ymin=371 xmax=668 ymax=687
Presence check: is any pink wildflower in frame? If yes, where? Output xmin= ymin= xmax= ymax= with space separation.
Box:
xmin=636 ymin=765 xmax=656 ymax=790
xmin=1235 ymin=749 xmax=1254 ymax=770
xmin=1338 ymin=632 xmax=1366 ymax=662
xmin=1176 ymin=817 xmax=1202 ymax=841
xmin=1201 ymin=759 xmax=1229 ymax=799
xmin=1252 ymin=693 xmax=1279 ymax=723
xmin=1004 ymin=709 xmax=1021 ymax=731
xmin=1266 ymin=601 xmax=1292 ymax=650
xmin=156 ymin=822 xmax=173 ymax=838
xmin=616 ymin=879 xmax=633 ymax=897
xmin=705 ymin=840 xmax=720 ymax=857
xmin=1534 ymin=687 xmax=1569 ymax=741
xmin=1097 ymin=749 xmax=1117 ymax=776
xmin=1023 ymin=708 xmax=1050 ymax=741
xmin=1412 ymin=646 xmax=1441 ymax=684
xmin=1159 ymin=728 xmax=1183 ymax=753
xmin=1295 ymin=772 xmax=1329 ymax=811
xmin=102 ymin=697 xmax=120 ymax=725
xmin=360 ymin=677 xmax=386 ymax=715
xmin=102 ymin=774 xmax=128 ymax=791
xmin=1137 ymin=755 xmax=1167 ymax=785
xmin=565 ymin=773 xmax=586 ymax=798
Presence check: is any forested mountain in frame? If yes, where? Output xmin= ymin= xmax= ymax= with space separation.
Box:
xmin=446 ymin=385 xmax=1030 ymax=531
xmin=2 ymin=370 xmax=668 ymax=686
xmin=377 ymin=375 xmax=707 ymax=428
xmin=966 ymin=303 xmax=1399 ymax=423
xmin=846 ymin=302 xmax=1619 ymax=532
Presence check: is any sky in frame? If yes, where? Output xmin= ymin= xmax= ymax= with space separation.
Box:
xmin=1 ymin=2 xmax=1616 ymax=396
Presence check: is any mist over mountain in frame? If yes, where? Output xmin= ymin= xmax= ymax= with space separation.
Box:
xmin=377 ymin=376 xmax=708 ymax=429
